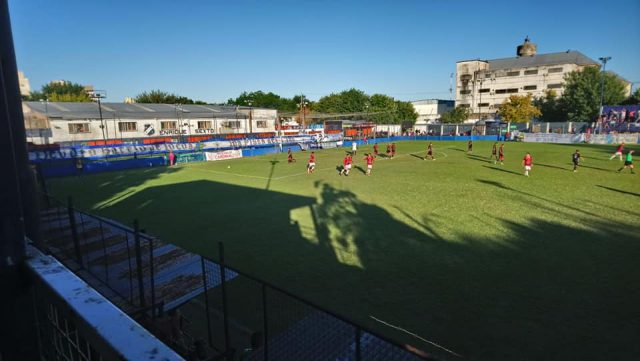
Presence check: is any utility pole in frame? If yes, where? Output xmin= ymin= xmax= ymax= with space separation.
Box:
xmin=88 ymin=90 xmax=107 ymax=145
xmin=598 ymin=56 xmax=611 ymax=133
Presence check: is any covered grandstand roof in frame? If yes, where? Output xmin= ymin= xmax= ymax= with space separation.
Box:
xmin=23 ymin=101 xmax=267 ymax=120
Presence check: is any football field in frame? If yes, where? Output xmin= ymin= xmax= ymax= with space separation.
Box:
xmin=47 ymin=140 xmax=640 ymax=360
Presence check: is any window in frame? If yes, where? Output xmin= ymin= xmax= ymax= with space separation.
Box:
xmin=458 ymin=104 xmax=470 ymax=108
xmin=548 ymin=67 xmax=563 ymax=73
xmin=222 ymin=121 xmax=241 ymax=128
xmin=524 ymin=69 xmax=538 ymax=75
xmin=479 ymin=88 xmax=491 ymax=93
xmin=256 ymin=120 xmax=268 ymax=128
xmin=507 ymin=88 xmax=519 ymax=93
xmin=68 ymin=123 xmax=90 ymax=134
xmin=118 ymin=122 xmax=137 ymax=132
xmin=161 ymin=121 xmax=177 ymax=130
xmin=197 ymin=121 xmax=212 ymax=129
xmin=507 ymin=71 xmax=520 ymax=76
xmin=460 ymin=89 xmax=471 ymax=95
xmin=460 ymin=74 xmax=472 ymax=81
xmin=477 ymin=103 xmax=490 ymax=107
xmin=547 ymin=83 xmax=563 ymax=89
xmin=495 ymin=89 xmax=508 ymax=94
xmin=523 ymin=85 xmax=537 ymax=91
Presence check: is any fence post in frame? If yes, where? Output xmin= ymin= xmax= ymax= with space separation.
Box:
xmin=262 ymin=284 xmax=269 ymax=361
xmin=355 ymin=327 xmax=361 ymax=361
xmin=99 ymin=220 xmax=109 ymax=282
xmin=219 ymin=242 xmax=231 ymax=357
xmin=149 ymin=237 xmax=156 ymax=320
xmin=133 ymin=219 xmax=146 ymax=311
xmin=67 ymin=196 xmax=83 ymax=267
xmin=200 ymin=256 xmax=213 ymax=347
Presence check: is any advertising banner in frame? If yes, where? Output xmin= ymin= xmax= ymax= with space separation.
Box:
xmin=205 ymin=149 xmax=243 ymax=161
xmin=523 ymin=133 xmax=584 ymax=144
xmin=585 ymin=133 xmax=638 ymax=145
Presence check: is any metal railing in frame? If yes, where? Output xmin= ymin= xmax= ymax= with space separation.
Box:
xmin=38 ymin=193 xmax=444 ymax=360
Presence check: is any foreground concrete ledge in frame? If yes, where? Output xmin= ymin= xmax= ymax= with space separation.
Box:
xmin=26 ymin=245 xmax=184 ymax=361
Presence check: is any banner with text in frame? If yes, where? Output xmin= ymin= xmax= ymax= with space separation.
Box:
xmin=205 ymin=150 xmax=243 ymax=162
xmin=585 ymin=133 xmax=638 ymax=145
xmin=523 ymin=133 xmax=584 ymax=144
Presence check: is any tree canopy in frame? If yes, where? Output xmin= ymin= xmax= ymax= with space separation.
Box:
xmin=533 ymin=90 xmax=566 ymax=122
xmin=134 ymin=90 xmax=206 ymax=104
xmin=560 ymin=67 xmax=628 ymax=121
xmin=313 ymin=88 xmax=417 ymax=124
xmin=226 ymin=91 xmax=302 ymax=111
xmin=440 ymin=106 xmax=470 ymax=123
xmin=498 ymin=94 xmax=541 ymax=123
xmin=23 ymin=80 xmax=91 ymax=102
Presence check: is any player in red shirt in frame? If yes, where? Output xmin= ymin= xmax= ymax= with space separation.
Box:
xmin=364 ymin=153 xmax=374 ymax=176
xmin=609 ymin=142 xmax=625 ymax=161
xmin=391 ymin=143 xmax=396 ymax=158
xmin=386 ymin=144 xmax=391 ymax=157
xmin=307 ymin=152 xmax=316 ymax=174
xmin=373 ymin=143 xmax=379 ymax=157
xmin=340 ymin=153 xmax=352 ymax=176
xmin=287 ymin=148 xmax=295 ymax=163
xmin=498 ymin=143 xmax=505 ymax=165
xmin=522 ymin=152 xmax=533 ymax=177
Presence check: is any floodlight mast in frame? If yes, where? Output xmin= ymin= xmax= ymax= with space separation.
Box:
xmin=88 ymin=90 xmax=107 ymax=146
xmin=598 ymin=56 xmax=611 ymax=133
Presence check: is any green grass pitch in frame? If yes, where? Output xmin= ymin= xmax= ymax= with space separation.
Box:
xmin=48 ymin=140 xmax=640 ymax=360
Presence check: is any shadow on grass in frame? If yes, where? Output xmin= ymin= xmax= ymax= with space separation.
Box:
xmin=467 ymin=155 xmax=492 ymax=163
xmin=580 ymin=164 xmax=615 ymax=172
xmin=55 ymin=173 xmax=640 ymax=361
xmin=481 ymin=165 xmax=521 ymax=176
xmin=354 ymin=165 xmax=366 ymax=175
xmin=536 ymin=163 xmax=567 ymax=171
xmin=409 ymin=153 xmax=424 ymax=160
xmin=596 ymin=185 xmax=640 ymax=198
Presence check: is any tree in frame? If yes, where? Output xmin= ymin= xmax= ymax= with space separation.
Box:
xmin=440 ymin=106 xmax=470 ymax=123
xmin=533 ymin=90 xmax=567 ymax=122
xmin=498 ymin=94 xmax=541 ymax=123
xmin=394 ymin=100 xmax=419 ymax=123
xmin=226 ymin=91 xmax=301 ymax=111
xmin=561 ymin=67 xmax=627 ymax=121
xmin=23 ymin=80 xmax=92 ymax=102
xmin=135 ymin=90 xmax=205 ymax=104
xmin=315 ymin=88 xmax=369 ymax=114
xmin=620 ymin=88 xmax=640 ymax=105
xmin=367 ymin=94 xmax=397 ymax=123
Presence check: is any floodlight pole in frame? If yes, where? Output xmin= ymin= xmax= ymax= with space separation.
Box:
xmin=598 ymin=56 xmax=611 ymax=133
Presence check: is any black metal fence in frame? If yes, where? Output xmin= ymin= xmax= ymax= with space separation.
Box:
xmin=38 ymin=193 xmax=442 ymax=361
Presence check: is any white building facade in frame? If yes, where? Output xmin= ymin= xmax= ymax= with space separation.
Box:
xmin=411 ymin=99 xmax=455 ymax=123
xmin=455 ymin=38 xmax=601 ymax=119
xmin=18 ymin=71 xmax=30 ymax=96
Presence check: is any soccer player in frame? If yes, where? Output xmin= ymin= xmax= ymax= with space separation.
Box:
xmin=491 ymin=142 xmax=498 ymax=163
xmin=498 ymin=143 xmax=505 ymax=165
xmin=617 ymin=150 xmax=635 ymax=174
xmin=609 ymin=143 xmax=625 ymax=161
xmin=340 ymin=153 xmax=352 ymax=176
xmin=572 ymin=149 xmax=581 ymax=172
xmin=373 ymin=143 xmax=379 ymax=157
xmin=364 ymin=153 xmax=374 ymax=176
xmin=287 ymin=148 xmax=295 ymax=163
xmin=467 ymin=140 xmax=473 ymax=154
xmin=386 ymin=144 xmax=391 ymax=157
xmin=391 ymin=143 xmax=396 ymax=158
xmin=425 ymin=142 xmax=435 ymax=160
xmin=307 ymin=152 xmax=316 ymax=174
xmin=522 ymin=152 xmax=533 ymax=177
xmin=351 ymin=141 xmax=357 ymax=156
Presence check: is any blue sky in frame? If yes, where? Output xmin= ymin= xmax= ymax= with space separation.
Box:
xmin=8 ymin=0 xmax=640 ymax=103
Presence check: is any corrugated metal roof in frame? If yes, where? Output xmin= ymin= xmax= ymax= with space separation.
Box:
xmin=488 ymin=51 xmax=599 ymax=70
xmin=24 ymin=101 xmax=266 ymax=120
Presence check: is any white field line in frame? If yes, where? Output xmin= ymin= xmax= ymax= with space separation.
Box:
xmin=369 ymin=315 xmax=462 ymax=358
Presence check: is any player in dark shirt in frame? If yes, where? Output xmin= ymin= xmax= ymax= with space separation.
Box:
xmin=572 ymin=149 xmax=581 ymax=172
xmin=373 ymin=143 xmax=379 ymax=157
xmin=467 ymin=140 xmax=473 ymax=154
xmin=425 ymin=142 xmax=435 ymax=160
xmin=391 ymin=143 xmax=396 ymax=158
xmin=491 ymin=142 xmax=498 ymax=163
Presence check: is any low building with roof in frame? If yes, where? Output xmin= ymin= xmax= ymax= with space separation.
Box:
xmin=22 ymin=101 xmax=277 ymax=145
xmin=454 ymin=37 xmax=623 ymax=119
